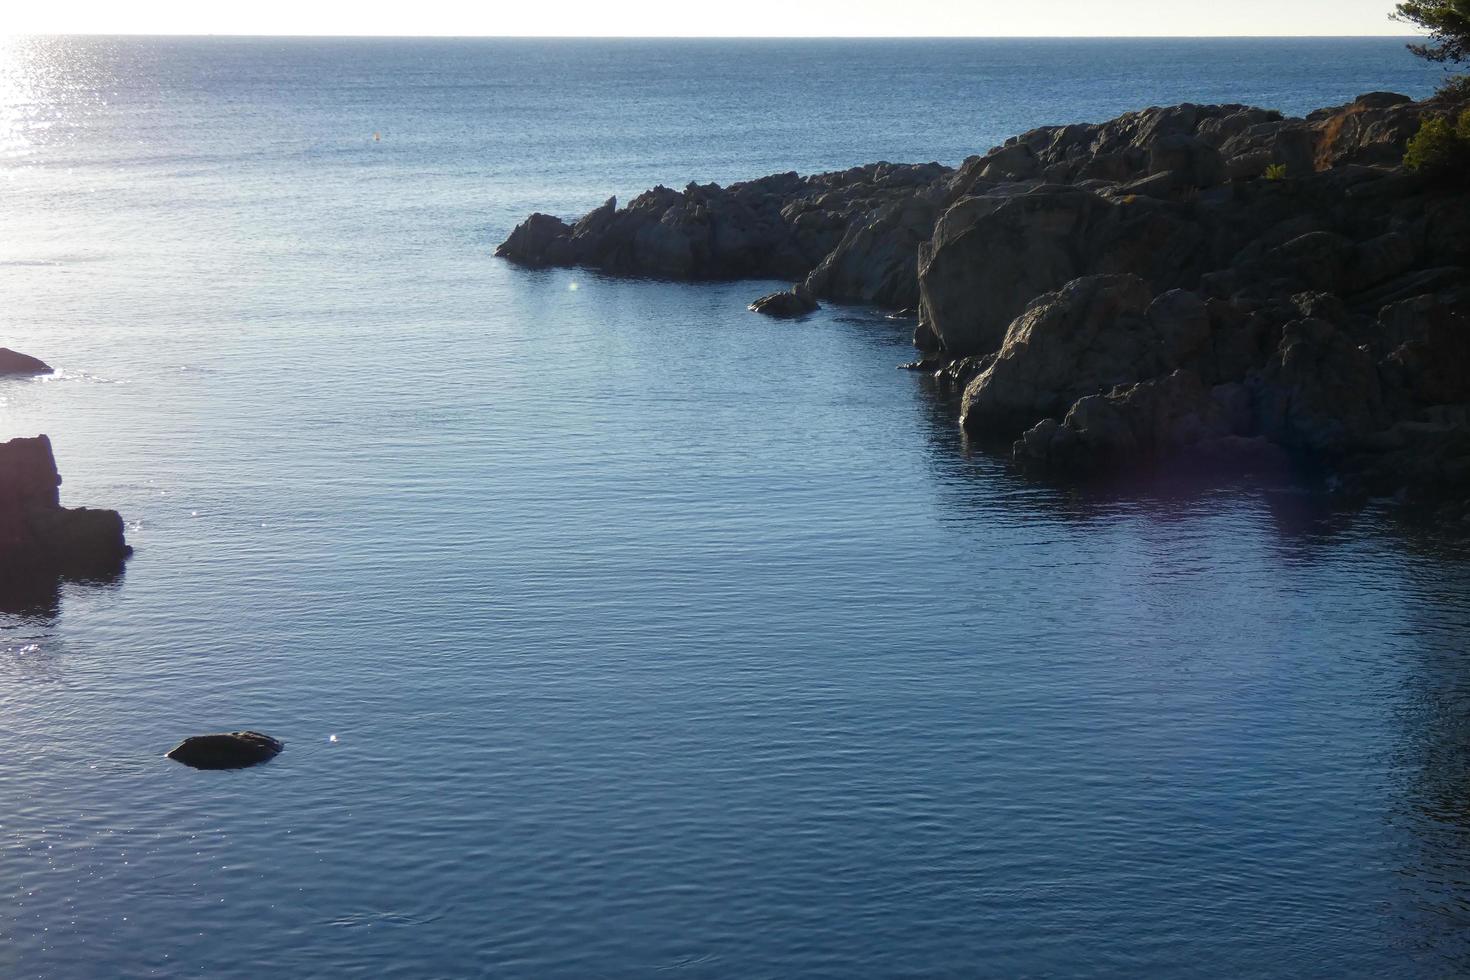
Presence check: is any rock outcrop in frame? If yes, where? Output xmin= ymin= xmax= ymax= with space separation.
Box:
xmin=0 ymin=348 xmax=53 ymax=376
xmin=0 ymin=435 xmax=132 ymax=583
xmin=167 ymin=731 xmax=283 ymax=770
xmin=958 ymin=274 xmax=1211 ymax=435
xmin=496 ymin=164 xmax=953 ymax=287
xmin=501 ymin=89 xmax=1470 ymax=504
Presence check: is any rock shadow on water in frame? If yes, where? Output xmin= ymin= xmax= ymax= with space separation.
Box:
xmin=0 ymin=564 xmax=127 ymax=619
xmin=909 ymin=370 xmax=1369 ymax=542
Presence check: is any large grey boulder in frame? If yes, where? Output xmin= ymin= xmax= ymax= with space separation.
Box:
xmin=960 ymin=274 xmax=1214 ymax=437
xmin=1309 ymin=92 xmax=1424 ymax=170
xmin=801 ymin=195 xmax=941 ymax=309
xmin=1013 ymin=369 xmax=1247 ymax=473
xmin=1376 ymin=290 xmax=1470 ymax=406
xmin=918 ymin=184 xmax=1213 ymax=358
xmin=918 ymin=187 xmax=1108 ymax=358
xmin=1147 ymin=134 xmax=1225 ymax=189
xmin=1255 ymin=317 xmax=1385 ymax=453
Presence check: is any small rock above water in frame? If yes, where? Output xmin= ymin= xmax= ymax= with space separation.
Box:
xmin=0 ymin=435 xmax=131 ymax=584
xmin=749 ymin=289 xmax=819 ymax=318
xmin=167 ymin=731 xmax=284 ymax=770
xmin=0 ymin=348 xmax=53 ymax=376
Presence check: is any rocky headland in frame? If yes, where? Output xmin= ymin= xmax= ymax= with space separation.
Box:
xmin=499 ymin=90 xmax=1470 ymax=512
xmin=0 ymin=434 xmax=133 ymax=586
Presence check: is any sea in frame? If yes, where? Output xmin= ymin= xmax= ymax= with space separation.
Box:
xmin=1 ymin=36 xmax=1467 ymax=978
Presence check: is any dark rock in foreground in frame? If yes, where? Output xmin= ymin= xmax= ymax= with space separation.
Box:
xmin=167 ymin=731 xmax=284 ymax=770
xmin=0 ymin=435 xmax=132 ymax=584
xmin=0 ymin=348 xmax=53 ymax=376
xmin=749 ymin=288 xmax=819 ymax=318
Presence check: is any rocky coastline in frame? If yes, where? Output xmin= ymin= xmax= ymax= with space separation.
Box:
xmin=498 ymin=90 xmax=1470 ymax=514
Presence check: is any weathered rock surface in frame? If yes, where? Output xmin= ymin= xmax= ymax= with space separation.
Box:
xmin=960 ymin=274 xmax=1170 ymax=435
xmin=501 ymin=89 xmax=1470 ymax=501
xmin=167 ymin=731 xmax=283 ymax=770
xmin=0 ymin=348 xmax=53 ymax=376
xmin=0 ymin=435 xmax=132 ymax=583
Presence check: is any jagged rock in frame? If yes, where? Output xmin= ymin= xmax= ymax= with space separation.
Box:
xmin=493 ymin=212 xmax=571 ymax=267
xmin=1147 ymin=134 xmax=1225 ymax=188
xmin=918 ymin=184 xmax=1216 ymax=357
xmin=978 ymin=142 xmax=1041 ymax=182
xmin=497 ymin=163 xmax=954 ymax=287
xmin=959 ymin=274 xmax=1213 ymax=437
xmin=0 ymin=348 xmax=53 ymax=375
xmin=0 ymin=435 xmax=131 ymax=583
xmin=801 ymin=195 xmax=940 ymax=308
xmin=1014 ymin=369 xmax=1298 ymax=475
xmin=1311 ymin=92 xmax=1424 ymax=170
xmin=919 ymin=187 xmax=1109 ymax=358
xmin=749 ymin=289 xmax=818 ymax=318
xmin=1256 ymin=231 xmax=1358 ymax=294
xmin=1218 ymin=120 xmax=1318 ymax=179
xmin=1377 ymin=290 xmax=1470 ymax=405
xmin=1015 ymin=370 xmax=1233 ymax=471
xmin=167 ymin=731 xmax=283 ymax=770
xmin=1356 ymin=267 xmax=1467 ymax=310
xmin=1256 ymin=317 xmax=1384 ymax=453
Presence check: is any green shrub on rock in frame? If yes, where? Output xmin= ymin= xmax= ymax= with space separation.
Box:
xmin=1403 ymin=109 xmax=1470 ymax=179
xmin=1438 ymin=73 xmax=1470 ymax=99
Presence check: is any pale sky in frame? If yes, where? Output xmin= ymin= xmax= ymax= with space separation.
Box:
xmin=4 ymin=0 xmax=1423 ymax=38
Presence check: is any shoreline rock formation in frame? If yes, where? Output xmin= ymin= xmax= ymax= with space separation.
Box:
xmin=0 ymin=435 xmax=132 ymax=585
xmin=499 ymin=90 xmax=1470 ymax=509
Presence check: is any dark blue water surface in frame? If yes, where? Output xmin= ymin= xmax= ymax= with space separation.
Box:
xmin=2 ymin=36 xmax=1468 ymax=979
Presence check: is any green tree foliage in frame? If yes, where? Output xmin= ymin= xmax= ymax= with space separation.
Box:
xmin=1437 ymin=72 xmax=1470 ymax=99
xmin=1403 ymin=109 xmax=1470 ymax=179
xmin=1394 ymin=1 xmax=1470 ymax=64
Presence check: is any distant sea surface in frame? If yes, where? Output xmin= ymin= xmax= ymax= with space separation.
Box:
xmin=2 ymin=36 xmax=1468 ymax=978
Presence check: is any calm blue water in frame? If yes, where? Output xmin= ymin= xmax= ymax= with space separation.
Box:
xmin=2 ymin=36 xmax=1468 ymax=978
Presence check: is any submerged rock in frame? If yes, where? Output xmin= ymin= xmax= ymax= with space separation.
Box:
xmin=0 ymin=435 xmax=131 ymax=584
xmin=0 ymin=348 xmax=53 ymax=376
xmin=167 ymin=731 xmax=284 ymax=770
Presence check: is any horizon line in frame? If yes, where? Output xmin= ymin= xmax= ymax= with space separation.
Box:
xmin=2 ymin=32 xmax=1426 ymax=41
